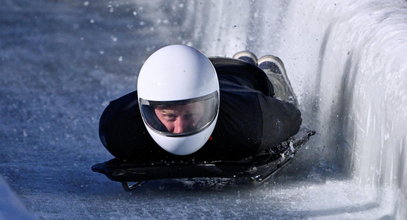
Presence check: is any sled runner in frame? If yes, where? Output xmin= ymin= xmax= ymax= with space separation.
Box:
xmin=92 ymin=127 xmax=315 ymax=191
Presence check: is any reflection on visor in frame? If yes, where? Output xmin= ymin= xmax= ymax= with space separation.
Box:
xmin=140 ymin=91 xmax=219 ymax=137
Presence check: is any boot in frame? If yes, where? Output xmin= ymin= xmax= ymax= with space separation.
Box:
xmin=232 ymin=51 xmax=258 ymax=66
xmin=258 ymin=55 xmax=298 ymax=106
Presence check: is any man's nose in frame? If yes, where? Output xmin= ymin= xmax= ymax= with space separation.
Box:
xmin=173 ymin=117 xmax=187 ymax=134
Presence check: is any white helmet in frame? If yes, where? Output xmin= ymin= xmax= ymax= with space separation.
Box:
xmin=137 ymin=45 xmax=220 ymax=155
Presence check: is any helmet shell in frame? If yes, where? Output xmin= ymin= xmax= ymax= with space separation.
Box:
xmin=137 ymin=45 xmax=219 ymax=101
xmin=137 ymin=45 xmax=220 ymax=155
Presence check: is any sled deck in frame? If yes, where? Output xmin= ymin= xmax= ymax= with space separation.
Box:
xmin=92 ymin=127 xmax=315 ymax=190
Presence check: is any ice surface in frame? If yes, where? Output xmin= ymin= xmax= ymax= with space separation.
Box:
xmin=0 ymin=176 xmax=35 ymax=219
xmin=0 ymin=0 xmax=406 ymax=219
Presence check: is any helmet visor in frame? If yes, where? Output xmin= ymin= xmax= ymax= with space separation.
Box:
xmin=140 ymin=91 xmax=219 ymax=137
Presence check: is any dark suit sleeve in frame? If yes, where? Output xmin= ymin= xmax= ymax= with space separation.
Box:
xmin=98 ymin=91 xmax=166 ymax=159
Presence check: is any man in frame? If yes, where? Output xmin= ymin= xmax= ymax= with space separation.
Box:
xmin=99 ymin=45 xmax=301 ymax=162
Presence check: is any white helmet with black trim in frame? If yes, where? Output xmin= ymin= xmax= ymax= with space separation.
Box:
xmin=137 ymin=45 xmax=219 ymax=155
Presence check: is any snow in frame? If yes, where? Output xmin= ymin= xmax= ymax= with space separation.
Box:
xmin=0 ymin=0 xmax=406 ymax=219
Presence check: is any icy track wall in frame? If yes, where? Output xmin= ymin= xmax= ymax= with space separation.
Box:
xmin=188 ymin=0 xmax=407 ymax=217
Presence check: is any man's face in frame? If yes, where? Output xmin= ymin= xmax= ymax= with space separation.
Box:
xmin=154 ymin=102 xmax=205 ymax=134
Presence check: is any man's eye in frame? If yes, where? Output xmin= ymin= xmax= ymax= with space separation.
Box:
xmin=163 ymin=114 xmax=176 ymax=121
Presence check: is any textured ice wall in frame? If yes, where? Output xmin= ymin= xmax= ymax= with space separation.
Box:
xmin=187 ymin=0 xmax=407 ymax=217
xmin=277 ymin=1 xmax=407 ymax=217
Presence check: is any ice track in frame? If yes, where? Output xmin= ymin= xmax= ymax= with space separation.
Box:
xmin=0 ymin=0 xmax=406 ymax=219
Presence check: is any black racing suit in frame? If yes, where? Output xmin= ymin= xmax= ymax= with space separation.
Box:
xmin=99 ymin=58 xmax=302 ymax=161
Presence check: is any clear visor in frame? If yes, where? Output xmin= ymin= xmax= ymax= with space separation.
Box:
xmin=140 ymin=91 xmax=219 ymax=137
